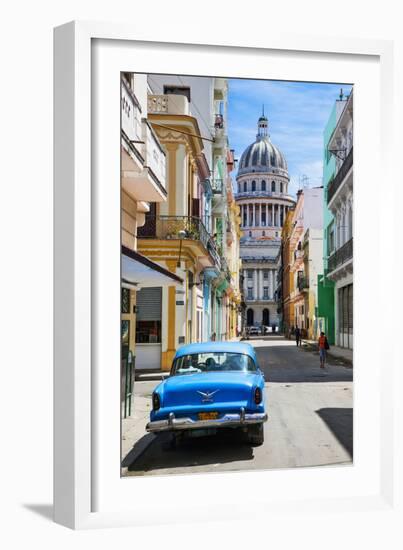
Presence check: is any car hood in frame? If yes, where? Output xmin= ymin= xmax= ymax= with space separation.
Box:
xmin=159 ymin=372 xmax=261 ymax=408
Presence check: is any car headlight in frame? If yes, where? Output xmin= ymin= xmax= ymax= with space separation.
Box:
xmin=152 ymin=392 xmax=161 ymax=411
xmin=254 ymin=387 xmax=263 ymax=405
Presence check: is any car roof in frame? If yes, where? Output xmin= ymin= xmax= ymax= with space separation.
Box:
xmin=174 ymin=341 xmax=257 ymax=361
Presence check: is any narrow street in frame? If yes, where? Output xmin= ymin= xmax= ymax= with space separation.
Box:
xmin=123 ymin=337 xmax=353 ymax=476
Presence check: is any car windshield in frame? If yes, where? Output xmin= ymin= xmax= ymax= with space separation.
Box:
xmin=171 ymin=352 xmax=257 ymax=376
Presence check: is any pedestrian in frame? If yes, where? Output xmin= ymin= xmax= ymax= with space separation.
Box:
xmin=295 ymin=326 xmax=301 ymax=347
xmin=211 ymin=332 xmax=216 ymax=341
xmin=318 ymin=331 xmax=330 ymax=368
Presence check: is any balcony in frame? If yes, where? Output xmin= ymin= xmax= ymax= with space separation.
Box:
xmin=327 ymin=237 xmax=353 ymax=274
xmin=147 ymin=94 xmax=190 ymax=116
xmin=121 ymin=118 xmax=167 ymax=202
xmin=214 ymin=78 xmax=227 ymax=100
xmin=327 ymin=146 xmax=353 ymax=205
xmin=138 ymin=216 xmax=221 ymax=269
xmin=121 ymin=78 xmax=143 ymax=168
xmin=211 ymin=178 xmax=224 ymax=194
xmin=297 ymin=276 xmax=309 ymax=292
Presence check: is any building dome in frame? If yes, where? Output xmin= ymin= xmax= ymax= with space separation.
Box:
xmin=238 ymin=114 xmax=288 ymax=177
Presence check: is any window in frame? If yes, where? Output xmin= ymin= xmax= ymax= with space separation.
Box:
xmin=262 ymin=231 xmax=265 ymax=236
xmin=262 ymin=212 xmax=266 ymax=226
xmin=271 ymin=181 xmax=276 ymax=192
xmin=247 ymin=270 xmax=253 ymax=279
xmin=263 ymin=287 xmax=269 ymax=299
xmin=280 ymin=182 xmax=283 ymax=193
xmin=252 ymin=180 xmax=256 ymax=191
xmin=247 ymin=288 xmax=253 ymax=300
xmin=238 ymin=183 xmax=241 ymax=193
xmin=136 ymin=320 xmax=161 ymax=343
xmin=261 ymin=180 xmax=266 ymax=191
xmin=163 ymin=85 xmax=191 ymax=102
xmin=244 ymin=181 xmax=247 ymax=192
xmin=263 ymin=271 xmax=269 ymax=279
xmin=172 ymin=352 xmax=257 ymax=375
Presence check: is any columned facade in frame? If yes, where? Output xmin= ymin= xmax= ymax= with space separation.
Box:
xmin=236 ymin=113 xmax=295 ymax=331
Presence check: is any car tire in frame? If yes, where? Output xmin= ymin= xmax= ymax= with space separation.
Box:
xmin=248 ymin=423 xmax=264 ymax=446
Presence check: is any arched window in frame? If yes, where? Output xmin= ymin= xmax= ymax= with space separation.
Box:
xmin=262 ymin=231 xmax=265 ymax=236
xmin=252 ymin=180 xmax=256 ymax=191
xmin=261 ymin=180 xmax=266 ymax=191
xmin=247 ymin=308 xmax=254 ymax=326
xmin=243 ymin=181 xmax=247 ymax=192
xmin=238 ymin=183 xmax=241 ymax=193
xmin=271 ymin=181 xmax=276 ymax=192
xmin=280 ymin=182 xmax=283 ymax=193
xmin=262 ymin=308 xmax=270 ymax=325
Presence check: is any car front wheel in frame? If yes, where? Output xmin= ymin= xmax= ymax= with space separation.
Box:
xmin=247 ymin=423 xmax=264 ymax=446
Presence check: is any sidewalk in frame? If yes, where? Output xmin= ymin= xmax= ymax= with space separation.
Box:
xmin=121 ymin=391 xmax=156 ymax=475
xmin=301 ymin=338 xmax=353 ymax=365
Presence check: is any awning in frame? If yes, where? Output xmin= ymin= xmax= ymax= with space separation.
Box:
xmin=122 ymin=245 xmax=182 ymax=288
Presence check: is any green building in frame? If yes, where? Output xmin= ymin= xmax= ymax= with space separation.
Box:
xmin=317 ymin=95 xmax=347 ymax=345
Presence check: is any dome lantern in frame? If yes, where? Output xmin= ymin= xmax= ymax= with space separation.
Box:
xmin=257 ymin=106 xmax=268 ymax=139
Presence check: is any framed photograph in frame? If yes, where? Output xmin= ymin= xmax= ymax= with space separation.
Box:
xmin=54 ymin=21 xmax=395 ymax=530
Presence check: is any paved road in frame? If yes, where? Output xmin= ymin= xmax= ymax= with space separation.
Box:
xmin=125 ymin=337 xmax=353 ymax=476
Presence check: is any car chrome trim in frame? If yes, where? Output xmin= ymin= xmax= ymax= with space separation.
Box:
xmin=146 ymin=411 xmax=268 ymax=432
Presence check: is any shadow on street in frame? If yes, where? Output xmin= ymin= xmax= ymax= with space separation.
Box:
xmin=315 ymin=407 xmax=353 ymax=458
xmin=127 ymin=430 xmax=254 ymax=473
xmin=254 ymin=343 xmax=353 ymax=384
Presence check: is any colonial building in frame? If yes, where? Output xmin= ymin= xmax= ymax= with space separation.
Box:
xmin=281 ymin=188 xmax=324 ymax=338
xmin=235 ymin=113 xmax=295 ymax=330
xmin=326 ymin=89 xmax=353 ymax=349
xmin=120 ymin=72 xmax=183 ymax=415
xmin=136 ymin=76 xmax=239 ymax=370
xmin=317 ymin=90 xmax=348 ymax=344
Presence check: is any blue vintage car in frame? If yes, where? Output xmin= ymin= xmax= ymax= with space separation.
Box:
xmin=146 ymin=341 xmax=267 ymax=446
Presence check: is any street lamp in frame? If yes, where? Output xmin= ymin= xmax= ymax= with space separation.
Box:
xmin=177 ymin=229 xmax=187 ymax=268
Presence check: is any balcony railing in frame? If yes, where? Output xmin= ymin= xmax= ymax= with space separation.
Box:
xmin=138 ymin=216 xmax=221 ymax=269
xmin=214 ymin=113 xmax=224 ymax=129
xmin=142 ymin=119 xmax=166 ymax=192
xmin=297 ymin=276 xmax=309 ymax=292
xmin=327 ymin=146 xmax=353 ymax=204
xmin=148 ymin=94 xmax=190 ymax=116
xmin=327 ymin=237 xmax=353 ymax=273
xmin=211 ymin=178 xmax=224 ymax=194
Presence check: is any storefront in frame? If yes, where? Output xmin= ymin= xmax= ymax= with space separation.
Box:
xmin=121 ymin=246 xmax=182 ymax=415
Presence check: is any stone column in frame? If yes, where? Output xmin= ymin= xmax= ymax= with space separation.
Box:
xmin=243 ymin=269 xmax=248 ymax=295
xmin=253 ymin=269 xmax=258 ymax=300
xmin=266 ymin=204 xmax=269 ymax=227
xmin=269 ymin=269 xmax=274 ymax=299
xmin=246 ymin=204 xmax=250 ymax=227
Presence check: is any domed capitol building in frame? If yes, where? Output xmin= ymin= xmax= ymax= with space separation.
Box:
xmin=235 ymin=111 xmax=295 ymax=329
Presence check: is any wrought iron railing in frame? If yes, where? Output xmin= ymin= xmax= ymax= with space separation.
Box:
xmin=327 ymin=146 xmax=353 ymax=204
xmin=327 ymin=237 xmax=353 ymax=273
xmin=211 ymin=178 xmax=223 ymax=194
xmin=138 ymin=215 xmax=221 ymax=269
xmin=297 ymin=276 xmax=309 ymax=291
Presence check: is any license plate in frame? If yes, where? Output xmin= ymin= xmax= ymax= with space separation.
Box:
xmin=198 ymin=412 xmax=218 ymax=421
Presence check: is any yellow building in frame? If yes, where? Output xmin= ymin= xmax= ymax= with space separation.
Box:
xmin=137 ymin=92 xmax=222 ymax=370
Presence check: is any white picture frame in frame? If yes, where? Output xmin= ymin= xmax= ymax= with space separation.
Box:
xmin=54 ymin=21 xmax=396 ymax=530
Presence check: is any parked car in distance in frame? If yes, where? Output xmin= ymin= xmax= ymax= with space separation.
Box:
xmin=248 ymin=325 xmax=262 ymax=336
xmin=146 ymin=342 xmax=267 ymax=446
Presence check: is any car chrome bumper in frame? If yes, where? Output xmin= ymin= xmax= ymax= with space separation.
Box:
xmin=146 ymin=408 xmax=268 ymax=433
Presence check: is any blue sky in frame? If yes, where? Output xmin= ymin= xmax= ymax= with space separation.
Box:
xmin=227 ymin=79 xmax=352 ymax=196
